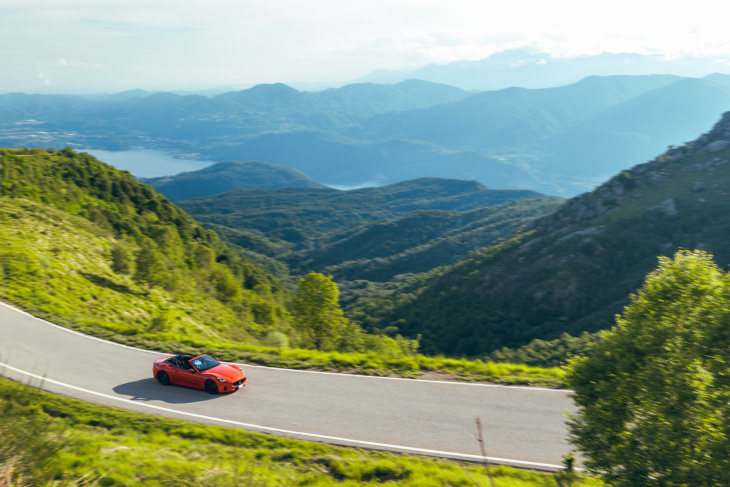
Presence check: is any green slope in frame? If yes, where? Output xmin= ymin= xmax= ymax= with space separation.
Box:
xmin=367 ymin=111 xmax=730 ymax=356
xmin=0 ymin=147 xmax=288 ymax=346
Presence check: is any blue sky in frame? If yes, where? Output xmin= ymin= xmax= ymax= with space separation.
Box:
xmin=3 ymin=0 xmax=730 ymax=93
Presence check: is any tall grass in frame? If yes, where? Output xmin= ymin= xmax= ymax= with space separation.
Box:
xmin=0 ymin=378 xmax=599 ymax=486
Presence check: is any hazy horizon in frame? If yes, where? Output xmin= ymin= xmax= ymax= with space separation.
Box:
xmin=4 ymin=0 xmax=730 ymax=94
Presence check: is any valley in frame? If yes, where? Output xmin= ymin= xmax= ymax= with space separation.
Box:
xmin=8 ymin=2 xmax=730 ymax=485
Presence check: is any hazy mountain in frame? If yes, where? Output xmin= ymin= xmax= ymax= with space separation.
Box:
xmin=217 ymin=74 xmax=727 ymax=193
xmin=3 ymin=74 xmax=730 ymax=197
xmin=0 ymin=80 xmax=470 ymax=142
xmin=105 ymin=80 xmax=470 ymax=136
xmin=91 ymin=89 xmax=152 ymax=101
xmin=541 ymin=77 xmax=730 ymax=177
xmin=354 ymin=75 xmax=681 ymax=150
xmin=140 ymin=160 xmax=326 ymax=202
xmin=358 ymin=111 xmax=730 ymax=356
xmin=356 ymin=48 xmax=730 ymax=90
xmin=213 ymin=131 xmax=538 ymax=189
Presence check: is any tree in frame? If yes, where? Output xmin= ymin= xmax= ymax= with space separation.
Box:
xmin=292 ymin=272 xmax=346 ymax=350
xmin=110 ymin=243 xmax=133 ymax=275
xmin=133 ymin=244 xmax=168 ymax=294
xmin=566 ymin=250 xmax=730 ymax=486
xmin=208 ymin=264 xmax=242 ymax=303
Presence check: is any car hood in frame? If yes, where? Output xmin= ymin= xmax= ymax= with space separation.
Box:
xmin=205 ymin=363 xmax=245 ymax=382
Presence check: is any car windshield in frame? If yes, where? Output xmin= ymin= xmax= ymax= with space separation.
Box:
xmin=190 ymin=355 xmax=220 ymax=372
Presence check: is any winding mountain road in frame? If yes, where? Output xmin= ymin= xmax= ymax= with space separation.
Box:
xmin=0 ymin=301 xmax=576 ymax=470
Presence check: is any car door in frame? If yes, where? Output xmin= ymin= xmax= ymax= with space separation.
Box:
xmin=179 ymin=368 xmax=200 ymax=387
xmin=166 ymin=364 xmax=190 ymax=386
xmin=186 ymin=358 xmax=207 ymax=390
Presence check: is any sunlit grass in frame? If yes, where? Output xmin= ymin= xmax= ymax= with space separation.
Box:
xmin=0 ymin=377 xmax=599 ymax=486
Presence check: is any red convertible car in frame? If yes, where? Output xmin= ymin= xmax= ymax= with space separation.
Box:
xmin=153 ymin=354 xmax=246 ymax=394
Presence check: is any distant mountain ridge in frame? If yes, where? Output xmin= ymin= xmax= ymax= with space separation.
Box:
xmin=3 ymin=74 xmax=730 ymax=196
xmin=356 ymin=48 xmax=730 ymax=90
xmin=352 ymin=74 xmax=681 ymax=152
xmin=141 ymin=160 xmax=326 ymax=202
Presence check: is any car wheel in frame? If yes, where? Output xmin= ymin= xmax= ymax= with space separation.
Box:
xmin=157 ymin=371 xmax=170 ymax=386
xmin=205 ymin=380 xmax=218 ymax=394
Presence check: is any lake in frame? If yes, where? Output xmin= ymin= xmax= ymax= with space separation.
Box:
xmin=85 ymin=149 xmax=216 ymax=178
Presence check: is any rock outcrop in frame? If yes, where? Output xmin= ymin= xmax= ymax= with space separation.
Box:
xmin=529 ymin=110 xmax=730 ymax=234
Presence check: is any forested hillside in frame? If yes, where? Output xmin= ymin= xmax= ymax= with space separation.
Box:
xmin=177 ymin=178 xmax=561 ymax=281
xmin=300 ymin=199 xmax=562 ymax=282
xmin=0 ymin=147 xmax=290 ymax=346
xmin=355 ymin=111 xmax=730 ymax=356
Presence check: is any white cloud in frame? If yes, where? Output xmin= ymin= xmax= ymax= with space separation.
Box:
xmin=58 ymin=58 xmax=103 ymax=69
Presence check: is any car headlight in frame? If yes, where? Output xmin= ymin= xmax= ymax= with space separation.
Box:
xmin=216 ymin=377 xmax=227 ymax=383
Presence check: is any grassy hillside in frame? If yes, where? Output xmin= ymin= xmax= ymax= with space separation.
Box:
xmin=359 ymin=111 xmax=730 ymax=357
xmin=0 ymin=147 xmax=289 ymax=346
xmin=141 ymin=160 xmax=327 ymax=202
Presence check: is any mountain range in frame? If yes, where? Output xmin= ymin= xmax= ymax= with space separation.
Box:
xmin=155 ymin=109 xmax=730 ymax=360
xmin=356 ymin=48 xmax=730 ymax=90
xmin=3 ymin=74 xmax=730 ymax=196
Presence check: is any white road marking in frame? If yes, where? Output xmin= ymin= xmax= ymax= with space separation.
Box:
xmin=0 ymin=301 xmax=568 ymax=392
xmin=0 ymin=361 xmax=563 ymax=470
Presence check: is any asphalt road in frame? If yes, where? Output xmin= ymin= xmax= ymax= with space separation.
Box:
xmin=0 ymin=301 xmax=576 ymax=469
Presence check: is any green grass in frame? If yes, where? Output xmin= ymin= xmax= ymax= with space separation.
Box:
xmin=0 ymin=196 xmax=564 ymax=387
xmin=0 ymin=377 xmax=600 ymax=486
